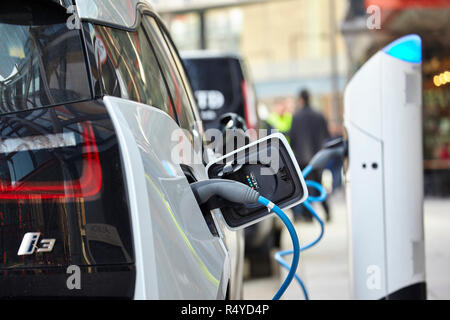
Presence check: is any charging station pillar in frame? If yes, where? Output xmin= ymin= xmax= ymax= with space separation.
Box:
xmin=344 ymin=35 xmax=426 ymax=299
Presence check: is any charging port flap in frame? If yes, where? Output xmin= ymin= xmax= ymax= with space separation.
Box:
xmin=206 ymin=133 xmax=308 ymax=230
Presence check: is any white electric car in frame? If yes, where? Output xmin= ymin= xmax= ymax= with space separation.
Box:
xmin=0 ymin=0 xmax=246 ymax=299
xmin=0 ymin=0 xmax=308 ymax=300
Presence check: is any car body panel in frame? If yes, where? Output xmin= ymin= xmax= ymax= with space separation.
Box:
xmin=104 ymin=96 xmax=228 ymax=299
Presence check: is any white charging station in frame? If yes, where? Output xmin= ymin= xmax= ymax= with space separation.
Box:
xmin=344 ymin=35 xmax=426 ymax=299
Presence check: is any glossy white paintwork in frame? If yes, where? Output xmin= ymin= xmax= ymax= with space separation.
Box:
xmin=104 ymin=96 xmax=230 ymax=299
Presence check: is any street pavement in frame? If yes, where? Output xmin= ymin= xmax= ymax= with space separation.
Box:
xmin=243 ymin=191 xmax=450 ymax=300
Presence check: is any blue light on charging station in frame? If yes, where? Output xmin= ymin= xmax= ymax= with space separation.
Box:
xmin=382 ymin=34 xmax=422 ymax=63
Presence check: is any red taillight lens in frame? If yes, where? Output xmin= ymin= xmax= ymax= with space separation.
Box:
xmin=0 ymin=122 xmax=102 ymax=200
xmin=241 ymin=81 xmax=258 ymax=140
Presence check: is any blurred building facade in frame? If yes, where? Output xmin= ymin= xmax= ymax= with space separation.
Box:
xmin=152 ymin=0 xmax=349 ymax=128
xmin=150 ymin=0 xmax=450 ymax=195
xmin=341 ymin=0 xmax=450 ymax=196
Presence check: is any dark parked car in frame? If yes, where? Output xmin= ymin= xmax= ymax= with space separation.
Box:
xmin=182 ymin=52 xmax=259 ymax=132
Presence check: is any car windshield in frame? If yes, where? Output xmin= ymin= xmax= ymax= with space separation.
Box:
xmin=0 ymin=1 xmax=91 ymax=114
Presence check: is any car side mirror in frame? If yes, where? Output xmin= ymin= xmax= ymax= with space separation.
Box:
xmin=206 ymin=133 xmax=308 ymax=230
xmin=211 ymin=112 xmax=249 ymax=156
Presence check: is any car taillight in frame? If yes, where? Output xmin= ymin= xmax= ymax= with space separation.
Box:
xmin=0 ymin=122 xmax=102 ymax=200
xmin=241 ymin=80 xmax=258 ymax=140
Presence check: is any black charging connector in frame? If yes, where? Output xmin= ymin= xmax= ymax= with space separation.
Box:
xmin=308 ymin=137 xmax=348 ymax=171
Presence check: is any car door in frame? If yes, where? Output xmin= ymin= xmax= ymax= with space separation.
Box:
xmin=85 ymin=11 xmax=230 ymax=299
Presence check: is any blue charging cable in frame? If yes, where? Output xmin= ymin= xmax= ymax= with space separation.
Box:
xmin=190 ymin=164 xmax=329 ymax=300
xmin=272 ymin=165 xmax=327 ymax=300
xmin=258 ymin=195 xmax=300 ymax=300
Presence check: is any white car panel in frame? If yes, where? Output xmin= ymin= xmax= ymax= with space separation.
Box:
xmin=104 ymin=96 xmax=228 ymax=299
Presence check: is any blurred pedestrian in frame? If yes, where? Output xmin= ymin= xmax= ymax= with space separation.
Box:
xmin=289 ymin=88 xmax=331 ymax=221
xmin=266 ymin=98 xmax=293 ymax=137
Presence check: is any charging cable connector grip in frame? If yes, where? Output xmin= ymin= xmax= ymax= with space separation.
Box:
xmin=191 ymin=179 xmax=260 ymax=208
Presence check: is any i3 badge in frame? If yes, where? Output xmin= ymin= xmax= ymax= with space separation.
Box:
xmin=17 ymin=232 xmax=56 ymax=255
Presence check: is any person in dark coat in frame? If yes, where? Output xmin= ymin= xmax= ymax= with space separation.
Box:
xmin=289 ymin=88 xmax=331 ymax=221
